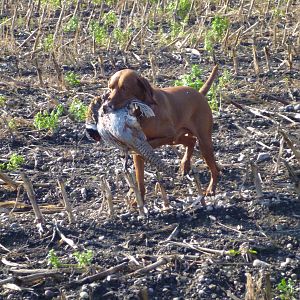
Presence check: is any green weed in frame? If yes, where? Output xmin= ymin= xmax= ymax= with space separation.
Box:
xmin=174 ymin=65 xmax=204 ymax=91
xmin=69 ymin=98 xmax=87 ymax=122
xmin=228 ymin=249 xmax=258 ymax=256
xmin=73 ymin=250 xmax=94 ymax=268
xmin=8 ymin=118 xmax=17 ymax=130
xmin=277 ymin=278 xmax=297 ymax=300
xmin=64 ymin=16 xmax=79 ymax=33
xmin=43 ymin=34 xmax=54 ymax=52
xmin=167 ymin=0 xmax=191 ymax=20
xmin=170 ymin=20 xmax=183 ymax=38
xmin=175 ymin=66 xmax=232 ymax=112
xmin=113 ymin=27 xmax=131 ymax=48
xmin=41 ymin=0 xmax=61 ymax=8
xmin=103 ymin=11 xmax=117 ymax=28
xmin=64 ymin=71 xmax=81 ymax=87
xmin=89 ymin=20 xmax=108 ymax=46
xmin=0 ymin=95 xmax=6 ymax=106
xmin=33 ymin=104 xmax=63 ymax=132
xmin=205 ymin=16 xmax=229 ymax=52
xmin=273 ymin=8 xmax=285 ymax=18
xmin=0 ymin=153 xmax=25 ymax=171
xmin=92 ymin=0 xmax=116 ymax=5
xmin=47 ymin=249 xmax=62 ymax=268
xmin=47 ymin=249 xmax=94 ymax=269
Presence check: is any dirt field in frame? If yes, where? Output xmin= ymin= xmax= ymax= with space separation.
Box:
xmin=0 ymin=0 xmax=300 ymax=299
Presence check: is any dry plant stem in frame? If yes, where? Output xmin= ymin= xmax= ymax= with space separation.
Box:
xmin=67 ymin=262 xmax=128 ymax=288
xmin=18 ymin=28 xmax=38 ymax=49
xmin=287 ymin=44 xmax=293 ymax=71
xmin=225 ymin=290 xmax=241 ymax=300
xmin=149 ymin=53 xmax=157 ymax=84
xmin=0 ymin=242 xmax=10 ymax=253
xmin=123 ymin=170 xmax=145 ymax=217
xmin=283 ymin=160 xmax=300 ymax=196
xmin=162 ymin=240 xmax=228 ymax=256
xmin=0 ymin=171 xmax=19 ymax=190
xmin=100 ymin=175 xmax=114 ymax=217
xmin=264 ymin=46 xmax=271 ymax=72
xmin=25 ymin=1 xmax=34 ymax=30
xmin=232 ymin=49 xmax=239 ymax=75
xmin=192 ymin=168 xmax=204 ymax=199
xmin=242 ymin=21 xmax=259 ymax=37
xmin=250 ymin=161 xmax=263 ymax=198
xmin=274 ymin=137 xmax=284 ymax=173
xmin=279 ymin=130 xmax=300 ymax=163
xmin=53 ymin=0 xmax=66 ymax=41
xmin=11 ymin=185 xmax=23 ymax=214
xmin=4 ymin=271 xmax=64 ymax=286
xmin=51 ymin=52 xmax=65 ymax=90
xmin=33 ymin=58 xmax=44 ymax=87
xmin=20 ymin=172 xmax=44 ymax=225
xmin=73 ymin=0 xmax=81 ymax=17
xmin=245 ymin=273 xmax=272 ymax=300
xmin=128 ymin=257 xmax=169 ymax=277
xmin=10 ymin=268 xmax=84 ymax=275
xmin=57 ymin=178 xmax=75 ymax=223
xmin=10 ymin=5 xmax=17 ymax=44
xmin=273 ymin=24 xmax=277 ymax=48
xmin=252 ymin=44 xmax=260 ymax=75
xmin=155 ymin=172 xmax=169 ymax=209
xmin=216 ymin=221 xmax=243 ymax=235
xmin=54 ymin=223 xmax=77 ymax=249
xmin=247 ymin=0 xmax=255 ymax=18
xmin=238 ymin=0 xmax=244 ymax=15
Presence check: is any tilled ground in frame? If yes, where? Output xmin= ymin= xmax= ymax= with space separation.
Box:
xmin=1 ymin=1 xmax=300 ymax=299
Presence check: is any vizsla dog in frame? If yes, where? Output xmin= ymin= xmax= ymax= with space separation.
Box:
xmin=101 ymin=65 xmax=219 ymax=203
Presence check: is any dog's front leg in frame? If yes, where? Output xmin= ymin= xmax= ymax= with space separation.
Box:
xmin=133 ymin=154 xmax=146 ymax=204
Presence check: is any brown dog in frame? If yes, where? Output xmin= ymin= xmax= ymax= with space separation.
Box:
xmin=101 ymin=66 xmax=219 ymax=202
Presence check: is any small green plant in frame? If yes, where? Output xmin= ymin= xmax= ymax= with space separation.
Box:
xmin=103 ymin=11 xmax=117 ymax=28
xmin=228 ymin=249 xmax=257 ymax=256
xmin=64 ymin=16 xmax=79 ymax=33
xmin=207 ymin=69 xmax=232 ymax=112
xmin=47 ymin=249 xmax=62 ymax=268
xmin=174 ymin=65 xmax=204 ymax=91
xmin=47 ymin=249 xmax=93 ymax=269
xmin=41 ymin=0 xmax=60 ymax=8
xmin=89 ymin=20 xmax=108 ymax=46
xmin=43 ymin=33 xmax=54 ymax=52
xmin=113 ymin=27 xmax=131 ymax=48
xmin=73 ymin=250 xmax=93 ymax=268
xmin=175 ymin=66 xmax=232 ymax=112
xmin=167 ymin=0 xmax=191 ymax=20
xmin=0 ymin=153 xmax=25 ymax=171
xmin=33 ymin=104 xmax=63 ymax=132
xmin=205 ymin=16 xmax=229 ymax=52
xmin=69 ymin=98 xmax=87 ymax=122
xmin=8 ymin=118 xmax=17 ymax=130
xmin=211 ymin=16 xmax=230 ymax=40
xmin=273 ymin=8 xmax=285 ymax=18
xmin=277 ymin=278 xmax=297 ymax=300
xmin=64 ymin=71 xmax=81 ymax=87
xmin=218 ymin=69 xmax=231 ymax=88
xmin=0 ymin=95 xmax=6 ymax=106
xmin=169 ymin=20 xmax=183 ymax=38
xmin=92 ymin=0 xmax=116 ymax=4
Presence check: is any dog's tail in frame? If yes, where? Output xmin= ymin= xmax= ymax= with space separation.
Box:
xmin=199 ymin=65 xmax=218 ymax=95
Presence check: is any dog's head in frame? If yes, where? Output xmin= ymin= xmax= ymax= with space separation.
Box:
xmin=103 ymin=69 xmax=156 ymax=112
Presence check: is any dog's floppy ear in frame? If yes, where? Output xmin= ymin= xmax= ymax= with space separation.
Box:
xmin=137 ymin=76 xmax=157 ymax=106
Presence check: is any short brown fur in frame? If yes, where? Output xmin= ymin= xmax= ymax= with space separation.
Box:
xmin=104 ymin=66 xmax=220 ymax=202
